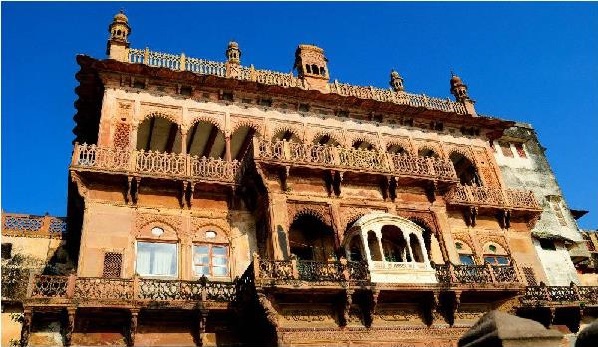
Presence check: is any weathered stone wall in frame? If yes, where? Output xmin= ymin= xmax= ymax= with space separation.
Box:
xmin=495 ymin=123 xmax=583 ymax=285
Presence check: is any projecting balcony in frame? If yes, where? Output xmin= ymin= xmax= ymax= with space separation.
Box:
xmin=71 ymin=143 xmax=240 ymax=184
xmin=519 ymin=283 xmax=598 ymax=307
xmin=434 ymin=263 xmax=521 ymax=289
xmin=253 ymin=139 xmax=458 ymax=184
xmin=445 ymin=184 xmax=541 ymax=213
xmin=25 ymin=274 xmax=237 ymax=309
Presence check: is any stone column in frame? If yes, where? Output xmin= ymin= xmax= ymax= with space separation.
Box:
xmin=180 ymin=127 xmax=188 ymax=155
xmin=225 ymin=134 xmax=232 ymax=162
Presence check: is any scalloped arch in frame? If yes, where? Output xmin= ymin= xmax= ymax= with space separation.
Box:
xmin=139 ymin=111 xmax=180 ymax=127
xmin=349 ymin=134 xmax=380 ymax=150
xmin=309 ymin=129 xmax=344 ymax=146
xmin=270 ymin=124 xmax=303 ymax=142
xmin=447 ymin=146 xmax=475 ymax=163
xmin=188 ymin=114 xmax=225 ymax=134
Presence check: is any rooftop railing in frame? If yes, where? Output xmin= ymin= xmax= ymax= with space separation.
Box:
xmin=253 ymin=139 xmax=458 ymax=182
xmin=445 ymin=184 xmax=541 ymax=211
xmin=28 ymin=274 xmax=237 ymax=303
xmin=71 ymin=143 xmax=240 ymax=184
xmin=127 ymin=47 xmax=467 ymax=115
xmin=2 ymin=213 xmax=67 ymax=239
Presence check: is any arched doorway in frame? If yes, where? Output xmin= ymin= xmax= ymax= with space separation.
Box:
xmin=288 ymin=214 xmax=336 ymax=261
xmin=449 ymin=152 xmax=481 ymax=186
xmin=136 ymin=115 xmax=182 ymax=153
xmin=187 ymin=120 xmax=225 ymax=159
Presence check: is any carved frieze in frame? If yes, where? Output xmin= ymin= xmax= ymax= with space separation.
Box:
xmin=340 ymin=205 xmax=388 ymax=230
xmin=230 ymin=114 xmax=264 ymax=137
xmin=135 ymin=212 xmax=183 ymax=240
xmin=287 ymin=201 xmax=333 ymax=227
xmin=138 ymin=103 xmax=182 ymax=125
xmin=187 ymin=109 xmax=225 ymax=134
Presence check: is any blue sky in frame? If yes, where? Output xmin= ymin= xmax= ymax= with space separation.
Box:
xmin=2 ymin=2 xmax=597 ymax=228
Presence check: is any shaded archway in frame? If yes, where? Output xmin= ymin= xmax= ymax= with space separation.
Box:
xmin=418 ymin=148 xmax=439 ymax=158
xmin=136 ymin=115 xmax=182 ymax=153
xmin=288 ymin=214 xmax=336 ymax=261
xmin=313 ymin=134 xmax=340 ymax=146
xmin=272 ymin=129 xmax=301 ymax=143
xmin=187 ymin=120 xmax=225 ymax=159
xmin=381 ymin=225 xmax=410 ymax=262
xmin=449 ymin=152 xmax=481 ymax=185
xmin=409 ymin=234 xmax=424 ymax=262
xmin=347 ymin=234 xmax=365 ymax=261
xmin=387 ymin=143 xmax=407 ymax=155
xmin=352 ymin=139 xmax=375 ymax=151
xmin=230 ymin=125 xmax=257 ymax=160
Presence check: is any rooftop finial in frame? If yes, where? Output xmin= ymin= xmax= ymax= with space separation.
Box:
xmin=390 ymin=69 xmax=404 ymax=92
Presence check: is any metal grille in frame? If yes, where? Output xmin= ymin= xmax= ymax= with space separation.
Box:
xmin=102 ymin=252 xmax=122 ymax=278
xmin=522 ymin=266 xmax=537 ymax=286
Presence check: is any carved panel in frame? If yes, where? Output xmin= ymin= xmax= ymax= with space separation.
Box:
xmin=287 ymin=202 xmax=332 ymax=227
xmin=190 ymin=216 xmax=230 ymax=243
xmin=444 ymin=144 xmax=475 ymax=163
xmin=381 ymin=135 xmax=413 ymax=155
xmin=340 ymin=205 xmax=388 ymax=231
xmin=113 ymin=122 xmax=131 ymax=149
xmin=475 ymin=232 xmax=511 ymax=254
xmin=471 ymin=146 xmax=500 ymax=187
xmin=230 ymin=114 xmax=265 ymax=137
xmin=305 ymin=126 xmax=344 ymax=146
xmin=396 ymin=210 xmax=438 ymax=236
xmin=280 ymin=308 xmax=335 ymax=323
xmin=138 ymin=103 xmax=182 ymax=125
xmin=135 ymin=213 xmax=183 ymax=240
xmin=116 ymin=100 xmax=133 ymax=121
xmin=188 ymin=109 xmax=226 ymax=134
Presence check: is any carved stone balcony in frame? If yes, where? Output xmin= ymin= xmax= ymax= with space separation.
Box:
xmin=519 ymin=283 xmax=598 ymax=307
xmin=253 ymin=255 xmax=369 ymax=288
xmin=445 ymin=185 xmax=541 ymax=214
xmin=25 ymin=274 xmax=237 ymax=309
xmin=434 ymin=263 xmax=521 ymax=289
xmin=253 ymin=139 xmax=458 ymax=184
xmin=2 ymin=213 xmax=67 ymax=239
xmin=71 ymin=143 xmax=240 ymax=184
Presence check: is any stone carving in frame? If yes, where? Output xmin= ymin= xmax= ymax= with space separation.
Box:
xmin=113 ymin=122 xmax=131 ymax=148
xmin=340 ymin=206 xmax=387 ymax=230
xmin=230 ymin=115 xmax=264 ymax=137
xmin=135 ymin=212 xmax=182 ymax=239
xmin=187 ymin=109 xmax=225 ymax=134
xmin=287 ymin=201 xmax=332 ymax=227
xmin=138 ymin=103 xmax=182 ymax=125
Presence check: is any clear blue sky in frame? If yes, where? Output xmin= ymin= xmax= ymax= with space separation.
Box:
xmin=2 ymin=2 xmax=597 ymax=229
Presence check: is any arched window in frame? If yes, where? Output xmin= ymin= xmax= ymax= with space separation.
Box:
xmin=136 ymin=225 xmax=179 ymax=277
xmin=455 ymin=240 xmax=475 ymax=265
xmin=418 ymin=148 xmax=439 ymax=158
xmin=367 ymin=231 xmax=382 ymax=261
xmin=289 ymin=214 xmax=336 ymax=261
xmin=311 ymin=64 xmax=318 ymax=75
xmin=192 ymin=229 xmax=230 ymax=278
xmin=409 ymin=234 xmax=424 ymax=263
xmin=450 ymin=152 xmax=481 ymax=186
xmin=483 ymin=242 xmax=510 ymax=266
xmin=387 ymin=144 xmax=406 ymax=155
xmin=381 ymin=225 xmax=410 ymax=262
xmin=348 ymin=235 xmax=364 ymax=261
xmin=305 ymin=64 xmax=311 ymax=74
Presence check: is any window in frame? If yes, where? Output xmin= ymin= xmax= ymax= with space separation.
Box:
xmin=103 ymin=252 xmax=123 ymax=278
xmin=522 ymin=266 xmax=537 ymax=286
xmin=539 ymin=239 xmax=557 ymax=251
xmin=1 ymin=243 xmax=13 ymax=259
xmin=193 ymin=244 xmax=229 ymax=277
xmin=136 ymin=242 xmax=177 ymax=277
xmin=499 ymin=142 xmax=513 ymax=157
xmin=514 ymin=143 xmax=527 ymax=158
xmin=484 ymin=255 xmax=510 ymax=265
xmin=459 ymin=254 xmax=476 ymax=265
xmin=550 ymin=199 xmax=568 ymax=227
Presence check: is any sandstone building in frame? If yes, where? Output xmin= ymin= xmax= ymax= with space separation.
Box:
xmin=2 ymin=11 xmax=597 ymax=347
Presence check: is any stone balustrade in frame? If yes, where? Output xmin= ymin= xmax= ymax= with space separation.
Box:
xmin=253 ymin=139 xmax=458 ymax=182
xmin=71 ymin=143 xmax=240 ymax=183
xmin=2 ymin=213 xmax=67 ymax=239
xmin=445 ymin=184 xmax=541 ymax=211
xmin=127 ymin=47 xmax=467 ymax=115
xmin=27 ymin=274 xmax=237 ymax=303
xmin=520 ymin=282 xmax=598 ymax=306
xmin=254 ymin=255 xmax=370 ymax=284
xmin=434 ymin=263 xmax=520 ymax=285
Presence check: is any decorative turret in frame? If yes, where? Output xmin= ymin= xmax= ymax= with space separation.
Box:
xmin=390 ymin=70 xmax=404 ymax=92
xmin=106 ymin=10 xmax=131 ymax=62
xmin=226 ymin=41 xmax=241 ymax=65
xmin=449 ymin=72 xmax=477 ymax=116
xmin=293 ymin=44 xmax=329 ymax=91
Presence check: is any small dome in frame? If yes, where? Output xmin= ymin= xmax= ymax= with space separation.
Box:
xmin=450 ymin=74 xmax=462 ymax=84
xmin=228 ymin=41 xmax=239 ymax=48
xmin=113 ymin=10 xmax=128 ymax=23
xmin=391 ymin=70 xmax=401 ymax=78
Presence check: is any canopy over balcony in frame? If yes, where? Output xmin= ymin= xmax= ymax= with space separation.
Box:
xmin=343 ymin=213 xmax=437 ymax=284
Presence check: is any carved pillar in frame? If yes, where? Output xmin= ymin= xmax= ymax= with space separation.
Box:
xmin=196 ymin=308 xmax=209 ymax=347
xmin=20 ymin=308 xmax=32 ymax=347
xmin=64 ymin=307 xmax=76 ymax=346
xmin=340 ymin=289 xmax=354 ymax=327
xmin=130 ymin=124 xmax=139 ymax=150
xmin=128 ymin=309 xmax=139 ymax=347
xmin=225 ymin=134 xmax=232 ymax=162
xmin=180 ymin=127 xmax=188 ymax=155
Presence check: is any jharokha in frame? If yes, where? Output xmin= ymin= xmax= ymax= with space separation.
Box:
xmin=2 ymin=11 xmax=598 ymax=347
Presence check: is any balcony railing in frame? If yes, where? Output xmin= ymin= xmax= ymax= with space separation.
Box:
xmin=2 ymin=213 xmax=67 ymax=239
xmin=127 ymin=47 xmax=467 ymax=115
xmin=71 ymin=143 xmax=240 ymax=183
xmin=28 ymin=274 xmax=237 ymax=303
xmin=253 ymin=139 xmax=458 ymax=182
xmin=445 ymin=185 xmax=541 ymax=211
xmin=254 ymin=255 xmax=369 ymax=284
xmin=520 ymin=283 xmax=598 ymax=306
xmin=434 ymin=263 xmax=520 ymax=286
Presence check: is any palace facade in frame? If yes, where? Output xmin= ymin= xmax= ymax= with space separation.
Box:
xmin=2 ymin=11 xmax=597 ymax=347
